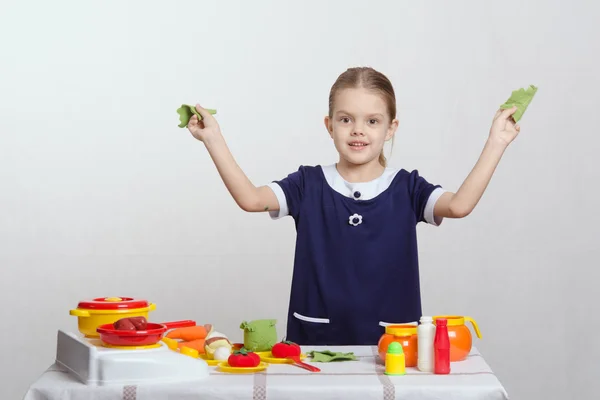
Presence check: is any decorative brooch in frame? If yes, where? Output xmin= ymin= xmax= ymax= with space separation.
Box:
xmin=348 ymin=213 xmax=363 ymax=227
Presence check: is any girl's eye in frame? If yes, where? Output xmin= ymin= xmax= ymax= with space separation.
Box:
xmin=369 ymin=119 xmax=378 ymax=124
xmin=340 ymin=117 xmax=350 ymax=123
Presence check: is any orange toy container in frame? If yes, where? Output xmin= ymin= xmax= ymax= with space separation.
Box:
xmin=377 ymin=325 xmax=418 ymax=367
xmin=432 ymin=316 xmax=481 ymax=361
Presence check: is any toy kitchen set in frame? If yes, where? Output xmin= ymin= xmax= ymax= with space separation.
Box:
xmin=57 ymin=297 xmax=213 ymax=386
xmin=56 ymin=296 xmax=483 ymax=386
xmin=56 ymin=296 xmax=318 ymax=386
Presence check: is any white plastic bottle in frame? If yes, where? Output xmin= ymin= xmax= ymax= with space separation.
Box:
xmin=417 ymin=316 xmax=436 ymax=372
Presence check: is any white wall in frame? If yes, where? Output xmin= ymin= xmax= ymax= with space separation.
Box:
xmin=2 ymin=0 xmax=599 ymax=398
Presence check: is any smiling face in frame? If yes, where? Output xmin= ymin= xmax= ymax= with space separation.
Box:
xmin=325 ymin=87 xmax=398 ymax=168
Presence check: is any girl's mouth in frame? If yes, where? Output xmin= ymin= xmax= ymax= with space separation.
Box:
xmin=349 ymin=141 xmax=369 ymax=150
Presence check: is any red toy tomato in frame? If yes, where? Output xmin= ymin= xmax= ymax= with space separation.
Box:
xmin=228 ymin=348 xmax=261 ymax=367
xmin=271 ymin=340 xmax=301 ymax=358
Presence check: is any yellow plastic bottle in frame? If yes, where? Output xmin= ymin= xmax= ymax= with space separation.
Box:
xmin=384 ymin=341 xmax=406 ymax=375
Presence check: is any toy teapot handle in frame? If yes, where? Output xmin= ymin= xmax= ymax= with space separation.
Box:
xmin=464 ymin=316 xmax=482 ymax=338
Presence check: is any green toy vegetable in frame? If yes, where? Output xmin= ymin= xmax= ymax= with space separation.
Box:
xmin=239 ymin=319 xmax=278 ymax=352
xmin=176 ymin=104 xmax=217 ymax=128
xmin=499 ymin=85 xmax=537 ymax=122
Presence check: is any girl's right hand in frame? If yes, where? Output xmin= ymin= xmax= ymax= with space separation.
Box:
xmin=187 ymin=104 xmax=222 ymax=143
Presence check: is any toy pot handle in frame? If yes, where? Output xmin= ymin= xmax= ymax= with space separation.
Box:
xmin=161 ymin=320 xmax=196 ymax=330
xmin=464 ymin=316 xmax=481 ymax=338
xmin=70 ymin=309 xmax=90 ymax=317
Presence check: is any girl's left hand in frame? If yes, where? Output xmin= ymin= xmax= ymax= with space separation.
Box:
xmin=489 ymin=106 xmax=521 ymax=146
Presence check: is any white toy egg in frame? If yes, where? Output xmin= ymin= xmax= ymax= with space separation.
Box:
xmin=213 ymin=346 xmax=231 ymax=361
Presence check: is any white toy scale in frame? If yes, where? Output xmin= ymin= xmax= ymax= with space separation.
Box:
xmin=55 ymin=330 xmax=209 ymax=386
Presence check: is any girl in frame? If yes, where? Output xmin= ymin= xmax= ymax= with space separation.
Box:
xmin=186 ymin=67 xmax=520 ymax=345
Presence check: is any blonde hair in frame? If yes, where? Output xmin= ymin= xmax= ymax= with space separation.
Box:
xmin=328 ymin=67 xmax=396 ymax=167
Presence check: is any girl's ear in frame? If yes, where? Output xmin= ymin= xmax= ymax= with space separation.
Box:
xmin=386 ymin=118 xmax=399 ymax=141
xmin=324 ymin=116 xmax=333 ymax=137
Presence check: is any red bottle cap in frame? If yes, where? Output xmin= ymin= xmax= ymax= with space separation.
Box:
xmin=436 ymin=318 xmax=447 ymax=326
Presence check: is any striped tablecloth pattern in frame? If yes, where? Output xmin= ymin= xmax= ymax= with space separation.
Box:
xmin=24 ymin=345 xmax=508 ymax=400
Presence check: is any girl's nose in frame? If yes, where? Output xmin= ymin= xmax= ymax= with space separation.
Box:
xmin=352 ymin=126 xmax=365 ymax=136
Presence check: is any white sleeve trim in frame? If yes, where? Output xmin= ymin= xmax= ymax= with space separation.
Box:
xmin=424 ymin=187 xmax=446 ymax=226
xmin=267 ymin=182 xmax=289 ymax=220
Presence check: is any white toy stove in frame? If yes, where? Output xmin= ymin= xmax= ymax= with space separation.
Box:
xmin=55 ymin=330 xmax=209 ymax=386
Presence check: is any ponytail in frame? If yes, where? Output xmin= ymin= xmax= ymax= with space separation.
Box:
xmin=378 ymin=151 xmax=387 ymax=167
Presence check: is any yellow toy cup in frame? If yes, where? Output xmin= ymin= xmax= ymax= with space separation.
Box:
xmin=384 ymin=342 xmax=406 ymax=376
xmin=69 ymin=297 xmax=156 ymax=337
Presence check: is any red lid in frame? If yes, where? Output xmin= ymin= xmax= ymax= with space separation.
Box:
xmin=436 ymin=318 xmax=447 ymax=326
xmin=76 ymin=297 xmax=149 ymax=310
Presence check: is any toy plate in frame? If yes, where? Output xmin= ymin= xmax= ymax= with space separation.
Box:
xmin=259 ymin=352 xmax=307 ymax=364
xmin=200 ymin=353 xmax=227 ymax=366
xmin=217 ymin=361 xmax=268 ymax=373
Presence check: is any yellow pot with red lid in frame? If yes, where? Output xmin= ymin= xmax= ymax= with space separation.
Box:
xmin=70 ymin=297 xmax=156 ymax=337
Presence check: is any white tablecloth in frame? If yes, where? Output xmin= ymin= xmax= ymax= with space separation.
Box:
xmin=23 ymin=345 xmax=508 ymax=400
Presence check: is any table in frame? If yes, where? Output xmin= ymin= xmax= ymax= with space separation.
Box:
xmin=23 ymin=345 xmax=508 ymax=400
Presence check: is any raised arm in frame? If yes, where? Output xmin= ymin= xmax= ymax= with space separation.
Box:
xmin=434 ymin=106 xmax=520 ymax=218
xmin=187 ymin=105 xmax=279 ymax=213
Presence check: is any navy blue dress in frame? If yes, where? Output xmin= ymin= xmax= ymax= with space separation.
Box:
xmin=268 ymin=164 xmax=444 ymax=345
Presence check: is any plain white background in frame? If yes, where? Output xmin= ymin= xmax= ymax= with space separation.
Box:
xmin=1 ymin=0 xmax=599 ymax=398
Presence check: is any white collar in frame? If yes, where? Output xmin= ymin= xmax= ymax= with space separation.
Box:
xmin=321 ymin=164 xmax=399 ymax=201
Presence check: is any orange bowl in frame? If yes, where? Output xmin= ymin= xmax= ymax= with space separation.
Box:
xmin=377 ymin=324 xmax=418 ymax=367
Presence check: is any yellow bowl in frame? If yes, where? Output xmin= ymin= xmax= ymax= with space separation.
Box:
xmin=69 ymin=303 xmax=156 ymax=337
